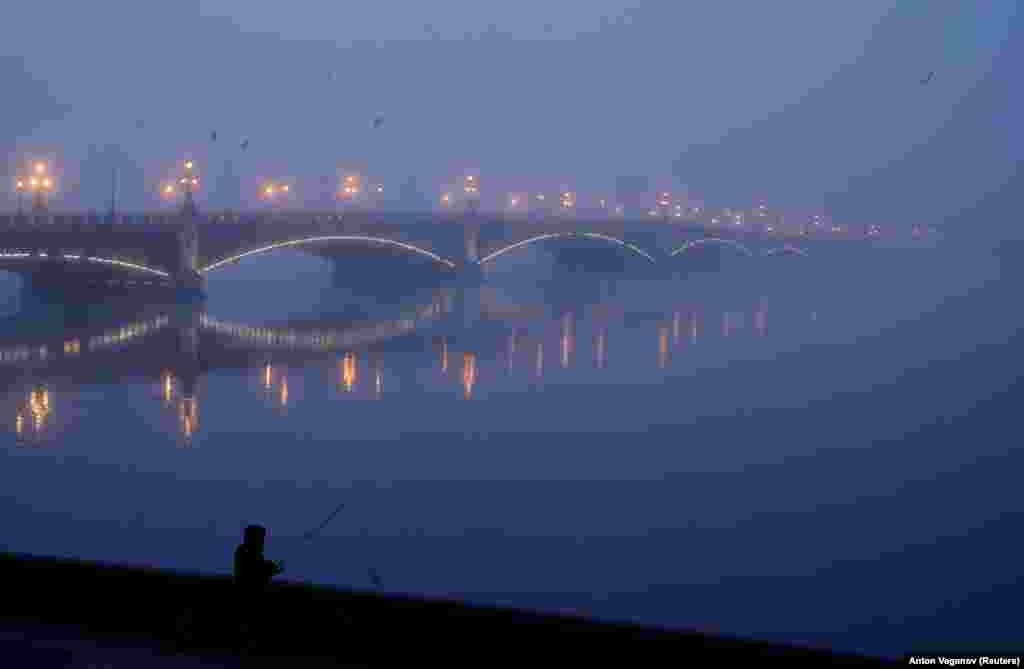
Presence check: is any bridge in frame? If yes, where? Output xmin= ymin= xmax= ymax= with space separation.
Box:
xmin=0 ymin=209 xmax=874 ymax=297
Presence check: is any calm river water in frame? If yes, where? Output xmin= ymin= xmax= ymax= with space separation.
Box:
xmin=1 ymin=237 xmax=1021 ymax=658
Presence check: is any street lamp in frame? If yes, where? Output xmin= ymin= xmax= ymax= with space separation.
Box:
xmin=15 ymin=178 xmax=25 ymax=216
xmin=656 ymin=192 xmax=672 ymax=220
xmin=159 ymin=160 xmax=200 ymax=214
xmin=177 ymin=159 xmax=200 ymax=215
xmin=20 ymin=161 xmax=55 ymax=213
xmin=338 ymin=174 xmax=361 ymax=203
xmin=259 ymin=181 xmax=292 ymax=208
xmin=463 ymin=175 xmax=480 ymax=213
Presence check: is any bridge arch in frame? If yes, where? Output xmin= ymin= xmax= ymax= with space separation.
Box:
xmin=480 ymin=232 xmax=657 ymax=265
xmin=200 ymin=235 xmax=457 ymax=274
xmin=0 ymin=251 xmax=170 ymax=277
xmin=670 ymin=238 xmax=754 ymax=258
xmin=762 ymin=244 xmax=809 ymax=257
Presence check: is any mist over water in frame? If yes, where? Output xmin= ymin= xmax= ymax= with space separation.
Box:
xmin=0 ymin=235 xmax=1021 ymax=657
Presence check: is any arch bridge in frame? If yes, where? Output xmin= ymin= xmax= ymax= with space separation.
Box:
xmin=0 ymin=210 xmax=852 ymax=295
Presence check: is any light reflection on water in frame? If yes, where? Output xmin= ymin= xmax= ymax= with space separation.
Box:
xmin=0 ymin=243 xmax=1022 ymax=657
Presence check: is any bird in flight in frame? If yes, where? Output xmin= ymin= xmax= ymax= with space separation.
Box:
xmin=240 ymin=138 xmax=249 ymax=151
xmin=210 ymin=130 xmax=217 ymax=142
xmin=920 ymin=71 xmax=935 ymax=85
xmin=372 ymin=116 xmax=384 ymax=129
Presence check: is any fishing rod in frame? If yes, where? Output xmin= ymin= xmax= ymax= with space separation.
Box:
xmin=292 ymin=500 xmax=385 ymax=589
xmin=300 ymin=501 xmax=347 ymax=542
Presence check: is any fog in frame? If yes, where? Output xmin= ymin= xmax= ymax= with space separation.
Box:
xmin=1 ymin=1 xmax=1019 ymax=236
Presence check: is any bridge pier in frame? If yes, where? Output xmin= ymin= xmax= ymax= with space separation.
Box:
xmin=175 ymin=213 xmax=206 ymax=301
xmin=458 ymin=222 xmax=485 ymax=281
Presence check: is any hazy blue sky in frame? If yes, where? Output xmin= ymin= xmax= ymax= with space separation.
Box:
xmin=1 ymin=1 xmax=1018 ymax=231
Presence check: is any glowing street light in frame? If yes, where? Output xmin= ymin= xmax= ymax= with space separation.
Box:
xmin=18 ymin=161 xmax=56 ymax=213
xmin=167 ymin=159 xmax=200 ymax=215
xmin=339 ymin=174 xmax=361 ymax=201
xmin=462 ymin=174 xmax=480 ymax=213
xmin=14 ymin=178 xmax=26 ymax=215
xmin=260 ymin=180 xmax=292 ymax=204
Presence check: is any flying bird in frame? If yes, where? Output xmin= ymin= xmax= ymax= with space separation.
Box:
xmin=240 ymin=138 xmax=249 ymax=151
xmin=372 ymin=116 xmax=384 ymax=129
xmin=210 ymin=130 xmax=217 ymax=142
xmin=920 ymin=71 xmax=935 ymax=85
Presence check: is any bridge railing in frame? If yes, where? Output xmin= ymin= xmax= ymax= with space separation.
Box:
xmin=0 ymin=210 xmax=920 ymax=244
xmin=0 ymin=213 xmax=188 ymax=226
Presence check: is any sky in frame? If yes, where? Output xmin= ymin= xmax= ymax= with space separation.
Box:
xmin=1 ymin=1 xmax=1019 ymax=233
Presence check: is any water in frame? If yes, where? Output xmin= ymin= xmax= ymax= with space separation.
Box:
xmin=1 ymin=238 xmax=1022 ymax=658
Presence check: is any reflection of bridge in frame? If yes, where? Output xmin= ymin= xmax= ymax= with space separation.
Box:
xmin=0 ymin=297 xmax=447 ymax=380
xmin=2 ymin=291 xmax=806 ymax=446
xmin=0 ymin=210 xmax=879 ymax=295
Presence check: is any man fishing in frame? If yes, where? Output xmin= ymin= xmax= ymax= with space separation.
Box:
xmin=233 ymin=524 xmax=284 ymax=652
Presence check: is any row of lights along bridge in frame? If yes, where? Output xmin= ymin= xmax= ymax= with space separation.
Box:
xmin=10 ymin=158 xmax=925 ymax=238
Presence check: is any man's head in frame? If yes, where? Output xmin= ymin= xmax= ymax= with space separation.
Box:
xmin=243 ymin=524 xmax=267 ymax=549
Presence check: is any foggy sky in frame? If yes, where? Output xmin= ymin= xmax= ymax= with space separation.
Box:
xmin=1 ymin=1 xmax=1018 ymax=233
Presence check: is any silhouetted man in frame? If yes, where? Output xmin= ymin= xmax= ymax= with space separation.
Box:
xmin=233 ymin=524 xmax=283 ymax=652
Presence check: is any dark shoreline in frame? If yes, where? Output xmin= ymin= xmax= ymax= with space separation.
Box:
xmin=0 ymin=551 xmax=895 ymax=666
